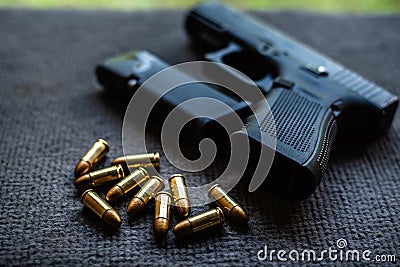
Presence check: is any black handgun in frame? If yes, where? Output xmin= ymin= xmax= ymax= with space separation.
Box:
xmin=184 ymin=2 xmax=398 ymax=197
xmin=96 ymin=2 xmax=398 ymax=200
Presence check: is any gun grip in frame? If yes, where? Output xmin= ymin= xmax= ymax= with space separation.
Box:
xmin=240 ymin=87 xmax=337 ymax=200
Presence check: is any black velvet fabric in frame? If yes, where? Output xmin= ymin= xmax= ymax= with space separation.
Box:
xmin=0 ymin=8 xmax=399 ymax=266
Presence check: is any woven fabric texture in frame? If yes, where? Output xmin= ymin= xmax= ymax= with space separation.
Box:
xmin=0 ymin=9 xmax=399 ymax=266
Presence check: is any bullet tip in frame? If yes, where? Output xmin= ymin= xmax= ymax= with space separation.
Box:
xmin=102 ymin=209 xmax=122 ymax=228
xmin=126 ymin=197 xmax=145 ymax=217
xmin=74 ymin=160 xmax=91 ymax=178
xmin=106 ymin=186 xmax=124 ymax=203
xmin=173 ymin=219 xmax=192 ymax=237
xmin=230 ymin=205 xmax=249 ymax=224
xmin=154 ymin=218 xmax=169 ymax=237
xmin=175 ymin=199 xmax=191 ymax=218
xmin=74 ymin=174 xmax=92 ymax=190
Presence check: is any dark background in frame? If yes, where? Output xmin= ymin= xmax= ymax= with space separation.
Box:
xmin=0 ymin=9 xmax=399 ymax=266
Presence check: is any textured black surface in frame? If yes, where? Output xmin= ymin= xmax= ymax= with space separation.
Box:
xmin=0 ymin=8 xmax=399 ymax=266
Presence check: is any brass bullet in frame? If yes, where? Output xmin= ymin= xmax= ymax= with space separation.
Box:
xmin=127 ymin=176 xmax=164 ymax=217
xmin=169 ymin=174 xmax=191 ymax=217
xmin=173 ymin=207 xmax=225 ymax=237
xmin=105 ymin=167 xmax=149 ymax=203
xmin=111 ymin=152 xmax=160 ymax=173
xmin=154 ymin=191 xmax=172 ymax=237
xmin=81 ymin=189 xmax=121 ymax=228
xmin=74 ymin=139 xmax=109 ymax=178
xmin=208 ymin=184 xmax=249 ymax=224
xmin=74 ymin=164 xmax=125 ymax=190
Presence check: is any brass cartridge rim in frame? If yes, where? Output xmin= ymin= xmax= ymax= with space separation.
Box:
xmin=115 ymin=164 xmax=125 ymax=178
xmin=152 ymin=152 xmax=160 ymax=161
xmin=80 ymin=189 xmax=93 ymax=203
xmin=137 ymin=167 xmax=149 ymax=177
xmin=151 ymin=175 xmax=164 ymax=185
xmin=152 ymin=152 xmax=160 ymax=168
xmin=168 ymin=174 xmax=184 ymax=182
xmin=208 ymin=184 xmax=221 ymax=194
xmin=155 ymin=191 xmax=172 ymax=198
xmin=96 ymin=138 xmax=109 ymax=152
xmin=215 ymin=207 xmax=225 ymax=222
xmin=208 ymin=184 xmax=224 ymax=200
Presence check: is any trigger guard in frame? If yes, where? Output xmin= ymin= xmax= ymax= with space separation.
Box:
xmin=204 ymin=42 xmax=242 ymax=63
xmin=204 ymin=42 xmax=258 ymax=87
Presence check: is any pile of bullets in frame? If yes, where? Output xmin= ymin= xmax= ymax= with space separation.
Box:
xmin=74 ymin=139 xmax=249 ymax=237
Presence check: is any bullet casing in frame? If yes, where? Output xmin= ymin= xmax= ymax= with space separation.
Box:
xmin=188 ymin=207 xmax=225 ymax=233
xmin=81 ymin=189 xmax=110 ymax=218
xmin=81 ymin=139 xmax=109 ymax=168
xmin=75 ymin=139 xmax=110 ymax=177
xmin=154 ymin=191 xmax=172 ymax=220
xmin=81 ymin=189 xmax=121 ymax=228
xmin=154 ymin=191 xmax=172 ymax=236
xmin=115 ymin=167 xmax=149 ymax=194
xmin=169 ymin=174 xmax=189 ymax=202
xmin=169 ymin=174 xmax=191 ymax=217
xmin=106 ymin=167 xmax=149 ymax=203
xmin=173 ymin=207 xmax=224 ymax=236
xmin=127 ymin=176 xmax=164 ymax=217
xmin=208 ymin=184 xmax=249 ymax=224
xmin=135 ymin=176 xmax=164 ymax=204
xmin=112 ymin=152 xmax=160 ymax=172
xmin=208 ymin=184 xmax=238 ymax=214
xmin=88 ymin=164 xmax=124 ymax=187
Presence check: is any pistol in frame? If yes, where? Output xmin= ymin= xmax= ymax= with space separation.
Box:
xmin=184 ymin=2 xmax=398 ymax=198
xmin=96 ymin=2 xmax=398 ymax=200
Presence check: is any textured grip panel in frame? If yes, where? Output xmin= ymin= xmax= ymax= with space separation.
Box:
xmin=331 ymin=69 xmax=397 ymax=109
xmin=261 ymin=89 xmax=322 ymax=152
xmin=317 ymin=114 xmax=337 ymax=175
